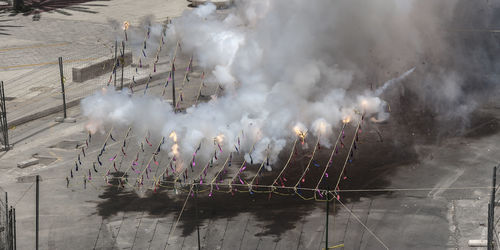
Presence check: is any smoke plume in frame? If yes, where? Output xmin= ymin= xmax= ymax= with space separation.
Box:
xmin=83 ymin=0 xmax=495 ymax=168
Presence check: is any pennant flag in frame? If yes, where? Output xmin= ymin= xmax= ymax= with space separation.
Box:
xmin=82 ymin=147 xmax=86 ymax=157
xmin=75 ymin=161 xmax=79 ymax=171
xmin=70 ymin=169 xmax=73 ymax=178
xmin=93 ymin=162 xmax=97 ymax=172
xmin=142 ymin=49 xmax=146 ymax=57
xmin=98 ymin=157 xmax=102 ymax=166
xmin=234 ymin=145 xmax=239 ymax=153
xmin=110 ymin=134 xmax=116 ymax=142
xmin=109 ymin=154 xmax=117 ymax=161
xmin=325 ymin=172 xmax=329 ymax=178
xmin=122 ymin=147 xmax=127 ymax=156
xmin=78 ymin=154 xmax=81 ymax=165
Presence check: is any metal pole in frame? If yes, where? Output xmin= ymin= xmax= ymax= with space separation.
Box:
xmin=58 ymin=57 xmax=67 ymax=119
xmin=121 ymin=41 xmax=125 ymax=90
xmin=195 ymin=183 xmax=200 ymax=250
xmin=13 ymin=207 xmax=15 ymax=250
xmin=8 ymin=207 xmax=12 ymax=250
xmin=171 ymin=63 xmax=176 ymax=110
xmin=36 ymin=175 xmax=39 ymax=250
xmin=0 ymin=81 xmax=9 ymax=150
xmin=488 ymin=166 xmax=496 ymax=250
xmin=326 ymin=191 xmax=329 ymax=250
xmin=114 ymin=40 xmax=117 ymax=87
xmin=5 ymin=192 xmax=8 ymax=250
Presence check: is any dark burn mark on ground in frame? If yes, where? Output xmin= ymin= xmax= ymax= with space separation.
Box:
xmin=95 ymin=115 xmax=419 ymax=237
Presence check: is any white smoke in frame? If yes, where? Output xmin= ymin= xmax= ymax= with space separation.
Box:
xmin=82 ymin=0 xmax=464 ymax=168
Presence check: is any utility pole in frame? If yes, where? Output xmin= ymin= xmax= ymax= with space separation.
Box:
xmin=195 ymin=182 xmax=201 ymax=250
xmin=488 ymin=166 xmax=496 ymax=250
xmin=171 ymin=63 xmax=176 ymax=111
xmin=58 ymin=57 xmax=67 ymax=119
xmin=36 ymin=175 xmax=39 ymax=250
xmin=121 ymin=41 xmax=125 ymax=90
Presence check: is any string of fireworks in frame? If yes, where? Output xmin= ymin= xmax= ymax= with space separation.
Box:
xmin=194 ymin=71 xmax=206 ymax=105
xmin=143 ymin=22 xmax=170 ymax=95
xmin=313 ymin=123 xmax=347 ymax=199
xmin=61 ymin=173 xmax=496 ymax=196
xmin=270 ymin=138 xmax=298 ymax=189
xmin=161 ymin=41 xmax=180 ymax=97
xmin=174 ymin=55 xmax=194 ymax=110
xmin=172 ymin=138 xmax=203 ymax=185
xmin=294 ymin=135 xmax=321 ymax=189
xmin=103 ymin=127 xmax=132 ymax=180
xmin=226 ymin=136 xmax=260 ymax=190
xmin=119 ymin=131 xmax=154 ymax=179
xmin=75 ymin=125 xmax=114 ymax=182
xmin=136 ymin=136 xmax=165 ymax=187
xmin=248 ymin=148 xmax=269 ymax=190
xmin=334 ymin=113 xmax=364 ymax=196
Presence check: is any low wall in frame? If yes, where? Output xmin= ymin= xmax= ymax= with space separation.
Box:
xmin=72 ymin=52 xmax=132 ymax=83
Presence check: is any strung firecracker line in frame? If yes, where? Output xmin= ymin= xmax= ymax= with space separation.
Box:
xmin=334 ymin=113 xmax=364 ymax=193
xmin=119 ymin=131 xmax=153 ymax=179
xmin=227 ymin=138 xmax=261 ymax=189
xmin=248 ymin=149 xmax=269 ymax=190
xmin=60 ymin=174 xmax=495 ymax=194
xmin=143 ymin=22 xmax=169 ymax=95
xmin=271 ymin=137 xmax=298 ymax=189
xmin=161 ymin=41 xmax=180 ymax=97
xmin=194 ymin=71 xmax=206 ymax=105
xmin=174 ymin=55 xmax=193 ymax=110
xmin=152 ymin=155 xmax=175 ymax=189
xmin=103 ymin=127 xmax=132 ymax=178
xmin=314 ymin=123 xmax=347 ymax=199
xmin=72 ymin=125 xmax=114 ymax=183
xmin=136 ymin=137 xmax=165 ymax=184
xmin=294 ymin=135 xmax=321 ymax=189
xmin=194 ymin=151 xmax=217 ymax=185
xmin=172 ymin=139 xmax=203 ymax=184
xmin=208 ymin=153 xmax=232 ymax=196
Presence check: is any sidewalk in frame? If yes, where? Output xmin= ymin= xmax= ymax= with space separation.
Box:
xmin=0 ymin=0 xmax=192 ymax=127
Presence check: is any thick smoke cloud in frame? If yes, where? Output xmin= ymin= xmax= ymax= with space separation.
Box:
xmin=83 ymin=0 xmax=490 ymax=169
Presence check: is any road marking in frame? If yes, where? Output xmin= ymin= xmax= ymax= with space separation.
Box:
xmin=0 ymin=57 xmax=100 ymax=69
xmin=0 ymin=42 xmax=70 ymax=52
